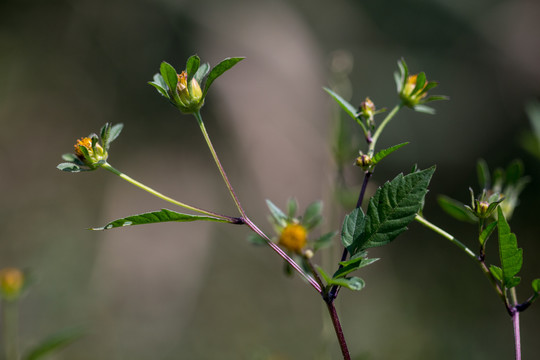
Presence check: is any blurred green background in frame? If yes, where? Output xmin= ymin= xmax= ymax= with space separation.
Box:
xmin=1 ymin=0 xmax=539 ymax=358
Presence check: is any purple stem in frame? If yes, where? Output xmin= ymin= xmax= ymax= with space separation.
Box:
xmin=512 ymin=309 xmax=521 ymax=360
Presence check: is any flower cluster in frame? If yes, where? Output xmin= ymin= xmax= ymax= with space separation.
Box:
xmin=57 ymin=123 xmax=123 ymax=172
xmin=394 ymin=59 xmax=448 ymax=114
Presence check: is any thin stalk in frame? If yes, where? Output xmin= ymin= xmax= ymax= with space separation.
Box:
xmin=194 ymin=111 xmax=246 ymax=218
xmin=191 ymin=111 xmax=322 ymax=293
xmin=414 ymin=215 xmax=505 ymax=301
xmin=368 ymin=104 xmax=402 ymax=155
xmin=2 ymin=301 xmax=19 ymax=360
xmin=509 ymin=288 xmax=521 ymax=360
xmin=325 ymin=301 xmax=351 ymax=360
xmin=101 ymin=162 xmax=239 ymax=223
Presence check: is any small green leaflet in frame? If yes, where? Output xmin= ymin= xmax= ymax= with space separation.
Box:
xmin=24 ymin=327 xmax=84 ymax=360
xmin=92 ymin=209 xmax=230 ymax=230
xmin=372 ymin=142 xmax=409 ymax=165
xmin=497 ymin=207 xmax=523 ymax=288
xmin=437 ymin=195 xmax=477 ymax=223
xmin=316 ymin=266 xmax=365 ymax=291
xmin=323 ymin=87 xmax=357 ymax=120
xmin=202 ymin=57 xmax=244 ymax=98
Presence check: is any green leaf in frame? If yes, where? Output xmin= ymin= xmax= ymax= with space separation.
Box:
xmin=505 ymin=160 xmax=524 ymax=185
xmin=148 ymin=81 xmax=169 ymax=98
xmin=413 ymin=105 xmax=436 ymax=114
xmin=247 ymin=233 xmax=266 ymax=246
xmin=92 ymin=209 xmax=229 ymax=230
xmin=489 ymin=265 xmax=503 ymax=282
xmin=314 ymin=231 xmax=336 ymax=251
xmin=477 ymin=159 xmax=490 ymax=190
xmin=479 ymin=221 xmax=498 ymax=247
xmin=331 ymin=276 xmax=365 ymax=291
xmin=497 ymin=207 xmax=523 ymax=288
xmin=57 ymin=163 xmax=84 ymax=172
xmin=302 ymin=201 xmax=323 ymax=230
xmin=287 ymin=198 xmax=298 ymax=218
xmin=194 ymin=63 xmax=210 ymax=84
xmin=340 ymin=208 xmax=365 ymax=255
xmin=159 ymin=61 xmax=178 ymax=92
xmin=532 ymin=279 xmax=540 ymax=293
xmin=107 ymin=123 xmax=124 ymax=146
xmin=352 ymin=167 xmax=436 ymax=253
xmin=24 ymin=327 xmax=84 ymax=360
xmin=185 ymin=55 xmax=200 ymax=79
xmin=316 ymin=266 xmax=365 ymax=291
xmin=412 ymin=72 xmax=426 ymax=95
xmin=372 ymin=142 xmax=409 ymax=165
xmin=266 ymin=200 xmax=288 ymax=228
xmin=437 ymin=195 xmax=477 ymax=223
xmin=333 ymin=256 xmax=379 ymax=279
xmin=324 ymin=87 xmax=357 ymax=120
xmin=202 ymin=57 xmax=244 ymax=98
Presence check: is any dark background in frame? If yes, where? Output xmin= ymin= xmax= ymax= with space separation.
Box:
xmin=0 ymin=0 xmax=539 ymax=358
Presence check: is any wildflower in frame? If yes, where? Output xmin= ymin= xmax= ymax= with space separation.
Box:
xmin=359 ymin=97 xmax=376 ymax=126
xmin=149 ymin=55 xmax=244 ymax=114
xmin=279 ymin=222 xmax=308 ymax=254
xmin=266 ymin=199 xmax=335 ymax=256
xmin=394 ymin=58 xmax=448 ymax=114
xmin=57 ymin=123 xmax=123 ymax=172
xmin=0 ymin=268 xmax=24 ymax=301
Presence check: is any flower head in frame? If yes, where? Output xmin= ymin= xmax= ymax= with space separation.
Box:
xmin=394 ymin=58 xmax=448 ymax=114
xmin=0 ymin=268 xmax=24 ymax=301
xmin=149 ymin=55 xmax=244 ymax=114
xmin=57 ymin=123 xmax=123 ymax=172
xmin=265 ymin=199 xmax=335 ymax=256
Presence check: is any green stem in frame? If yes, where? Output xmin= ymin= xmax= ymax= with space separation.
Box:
xmin=2 ymin=300 xmax=19 ymax=360
xmin=414 ymin=214 xmax=506 ymax=302
xmin=194 ymin=111 xmax=246 ymax=218
xmin=101 ymin=162 xmax=237 ymax=222
xmin=368 ymin=104 xmax=402 ymax=155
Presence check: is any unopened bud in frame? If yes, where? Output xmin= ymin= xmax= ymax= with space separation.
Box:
xmin=0 ymin=268 xmax=24 ymax=301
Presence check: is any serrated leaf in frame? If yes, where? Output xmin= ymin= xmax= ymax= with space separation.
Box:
xmin=353 ymin=167 xmax=435 ymax=253
xmin=477 ymin=159 xmax=490 ymax=189
xmin=92 ymin=209 xmax=229 ymax=230
xmin=314 ymin=231 xmax=336 ymax=251
xmin=203 ymin=57 xmax=244 ymax=98
xmin=24 ymin=327 xmax=84 ymax=360
xmin=333 ymin=256 xmax=379 ymax=279
xmin=490 ymin=265 xmax=503 ymax=282
xmin=266 ymin=199 xmax=288 ymax=228
xmin=532 ymin=279 xmax=540 ymax=293
xmin=437 ymin=195 xmax=477 ymax=223
xmin=497 ymin=207 xmax=523 ymax=287
xmin=323 ymin=87 xmax=357 ymax=120
xmin=372 ymin=142 xmax=409 ymax=165
xmin=341 ymin=208 xmax=365 ymax=254
xmin=479 ymin=221 xmax=497 ymax=247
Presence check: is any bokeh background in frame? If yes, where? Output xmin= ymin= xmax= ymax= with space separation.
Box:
xmin=1 ymin=0 xmax=539 ymax=359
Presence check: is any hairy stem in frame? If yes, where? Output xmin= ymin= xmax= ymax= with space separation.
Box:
xmin=101 ymin=163 xmax=239 ymax=223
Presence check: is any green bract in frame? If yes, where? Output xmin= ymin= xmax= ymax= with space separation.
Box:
xmin=57 ymin=123 xmax=123 ymax=172
xmin=394 ymin=58 xmax=448 ymax=114
xmin=149 ymin=55 xmax=244 ymax=114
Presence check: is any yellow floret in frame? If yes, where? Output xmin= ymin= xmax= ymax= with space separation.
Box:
xmin=279 ymin=223 xmax=308 ymax=253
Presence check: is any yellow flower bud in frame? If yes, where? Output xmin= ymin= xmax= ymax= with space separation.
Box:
xmin=0 ymin=268 xmax=24 ymax=301
xmin=279 ymin=223 xmax=308 ymax=254
xmin=400 ymin=74 xmax=428 ymax=106
xmin=74 ymin=136 xmax=107 ymax=167
xmin=176 ymin=71 xmax=203 ymax=111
